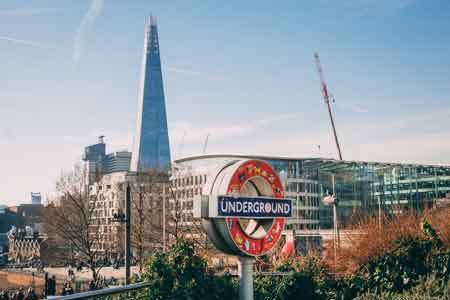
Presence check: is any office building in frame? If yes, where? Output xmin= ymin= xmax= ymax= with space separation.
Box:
xmin=31 ymin=192 xmax=42 ymax=205
xmin=172 ymin=154 xmax=450 ymax=253
xmin=130 ymin=16 xmax=171 ymax=173
xmin=82 ymin=136 xmax=132 ymax=185
xmin=80 ymin=18 xmax=172 ymax=258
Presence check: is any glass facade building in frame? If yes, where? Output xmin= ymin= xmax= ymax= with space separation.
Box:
xmin=130 ymin=16 xmax=171 ymax=173
xmin=173 ymin=154 xmax=450 ymax=233
xmin=82 ymin=138 xmax=131 ymax=185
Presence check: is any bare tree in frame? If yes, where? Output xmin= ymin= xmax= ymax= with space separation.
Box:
xmin=129 ymin=171 xmax=169 ymax=272
xmin=126 ymin=169 xmax=211 ymax=271
xmin=166 ymin=179 xmax=210 ymax=256
xmin=42 ymin=165 xmax=107 ymax=287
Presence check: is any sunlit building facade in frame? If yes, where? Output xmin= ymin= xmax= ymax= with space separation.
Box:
xmin=172 ymin=154 xmax=450 ymax=253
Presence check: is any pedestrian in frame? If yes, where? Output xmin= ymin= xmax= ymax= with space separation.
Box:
xmin=89 ymin=280 xmax=96 ymax=291
xmin=24 ymin=288 xmax=36 ymax=300
xmin=46 ymin=276 xmax=56 ymax=296
xmin=61 ymin=283 xmax=68 ymax=296
xmin=65 ymin=284 xmax=74 ymax=295
xmin=17 ymin=288 xmax=24 ymax=300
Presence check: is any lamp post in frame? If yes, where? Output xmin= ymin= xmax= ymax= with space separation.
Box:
xmin=322 ymin=174 xmax=340 ymax=266
xmin=113 ymin=183 xmax=131 ymax=285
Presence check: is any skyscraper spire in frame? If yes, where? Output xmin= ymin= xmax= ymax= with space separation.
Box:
xmin=130 ymin=17 xmax=171 ymax=173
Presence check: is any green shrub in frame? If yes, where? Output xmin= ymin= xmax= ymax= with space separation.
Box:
xmin=254 ymin=257 xmax=330 ymax=300
xmin=140 ymin=239 xmax=237 ymax=300
xmin=356 ymin=273 xmax=450 ymax=300
xmin=358 ymin=237 xmax=432 ymax=294
xmin=254 ymin=271 xmax=318 ymax=300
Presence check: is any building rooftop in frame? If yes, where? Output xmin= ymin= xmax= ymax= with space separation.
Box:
xmin=174 ymin=153 xmax=450 ymax=173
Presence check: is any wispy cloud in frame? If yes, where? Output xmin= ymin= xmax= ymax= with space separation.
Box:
xmin=169 ymin=113 xmax=299 ymax=151
xmin=0 ymin=8 xmax=62 ymax=16
xmin=0 ymin=35 xmax=50 ymax=48
xmin=164 ymin=66 xmax=202 ymax=76
xmin=343 ymin=0 xmax=415 ymax=9
xmin=336 ymin=102 xmax=369 ymax=113
xmin=391 ymin=107 xmax=450 ymax=128
xmin=329 ymin=0 xmax=417 ymax=16
xmin=73 ymin=0 xmax=104 ymax=64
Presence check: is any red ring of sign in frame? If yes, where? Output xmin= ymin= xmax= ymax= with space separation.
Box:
xmin=226 ymin=160 xmax=285 ymax=256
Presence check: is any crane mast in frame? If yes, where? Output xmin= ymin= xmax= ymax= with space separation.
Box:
xmin=314 ymin=53 xmax=343 ymax=160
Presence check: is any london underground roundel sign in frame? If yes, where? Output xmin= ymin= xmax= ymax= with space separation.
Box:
xmin=198 ymin=159 xmax=292 ymax=257
xmin=225 ymin=160 xmax=287 ymax=256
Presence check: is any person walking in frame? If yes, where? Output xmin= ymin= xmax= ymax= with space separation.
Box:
xmin=46 ymin=276 xmax=56 ymax=296
xmin=24 ymin=288 xmax=36 ymax=300
xmin=16 ymin=288 xmax=24 ymax=300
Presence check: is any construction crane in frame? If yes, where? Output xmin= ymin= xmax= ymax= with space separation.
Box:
xmin=314 ymin=53 xmax=343 ymax=160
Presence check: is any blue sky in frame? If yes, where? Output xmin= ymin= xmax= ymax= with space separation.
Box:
xmin=1 ymin=0 xmax=450 ymax=205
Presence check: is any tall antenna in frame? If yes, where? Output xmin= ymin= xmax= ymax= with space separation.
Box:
xmin=314 ymin=53 xmax=343 ymax=160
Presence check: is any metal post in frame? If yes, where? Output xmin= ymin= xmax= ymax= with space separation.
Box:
xmin=378 ymin=196 xmax=382 ymax=230
xmin=163 ymin=182 xmax=166 ymax=253
xmin=332 ymin=174 xmax=340 ymax=265
xmin=44 ymin=272 xmax=48 ymax=298
xmin=139 ymin=185 xmax=144 ymax=273
xmin=238 ymin=256 xmax=254 ymax=300
xmin=125 ymin=184 xmax=131 ymax=285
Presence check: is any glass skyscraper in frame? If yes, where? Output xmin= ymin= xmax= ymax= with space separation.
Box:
xmin=131 ymin=16 xmax=171 ymax=173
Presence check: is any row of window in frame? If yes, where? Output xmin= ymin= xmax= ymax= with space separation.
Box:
xmin=286 ymin=182 xmax=319 ymax=194
xmin=294 ymin=209 xmax=320 ymax=220
xmin=291 ymin=196 xmax=321 ymax=207
xmin=172 ymin=175 xmax=207 ymax=187
xmin=286 ymin=223 xmax=319 ymax=230
xmin=173 ymin=187 xmax=201 ymax=199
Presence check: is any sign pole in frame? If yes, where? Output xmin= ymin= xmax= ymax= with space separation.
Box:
xmin=125 ymin=183 xmax=131 ymax=285
xmin=194 ymin=160 xmax=292 ymax=300
xmin=239 ymin=256 xmax=254 ymax=300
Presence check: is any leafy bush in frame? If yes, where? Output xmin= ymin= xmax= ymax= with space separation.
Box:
xmin=358 ymin=237 xmax=432 ymax=294
xmin=140 ymin=239 xmax=237 ymax=300
xmin=133 ymin=211 xmax=450 ymax=300
xmin=356 ymin=274 xmax=450 ymax=300
xmin=254 ymin=256 xmax=332 ymax=300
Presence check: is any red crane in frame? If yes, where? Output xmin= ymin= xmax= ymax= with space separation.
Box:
xmin=314 ymin=53 xmax=343 ymax=160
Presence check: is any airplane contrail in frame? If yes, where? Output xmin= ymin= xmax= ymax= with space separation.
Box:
xmin=73 ymin=0 xmax=104 ymax=64
xmin=0 ymin=35 xmax=49 ymax=48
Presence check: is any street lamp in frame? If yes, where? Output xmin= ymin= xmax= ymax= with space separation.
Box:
xmin=322 ymin=174 xmax=340 ymax=266
xmin=112 ymin=183 xmax=131 ymax=285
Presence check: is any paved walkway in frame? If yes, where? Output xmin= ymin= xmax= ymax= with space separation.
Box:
xmin=22 ymin=266 xmax=140 ymax=281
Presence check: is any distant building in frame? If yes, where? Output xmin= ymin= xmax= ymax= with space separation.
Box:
xmin=8 ymin=204 xmax=43 ymax=231
xmin=130 ymin=16 xmax=171 ymax=173
xmin=82 ymin=136 xmax=132 ymax=185
xmin=31 ymin=192 xmax=42 ymax=205
xmin=88 ymin=172 xmax=170 ymax=258
xmin=7 ymin=227 xmax=48 ymax=264
xmin=172 ymin=154 xmax=450 ymax=255
xmin=80 ymin=18 xmax=172 ymax=259
xmin=0 ymin=207 xmax=20 ymax=233
xmin=0 ymin=207 xmax=10 ymax=264
xmin=103 ymin=151 xmax=132 ymax=174
xmin=0 ymin=203 xmax=44 ymax=264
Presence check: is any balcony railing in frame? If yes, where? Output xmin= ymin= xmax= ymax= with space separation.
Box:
xmin=47 ymin=282 xmax=150 ymax=300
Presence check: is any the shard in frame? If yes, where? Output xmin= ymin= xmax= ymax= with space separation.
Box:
xmin=131 ymin=16 xmax=171 ymax=173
